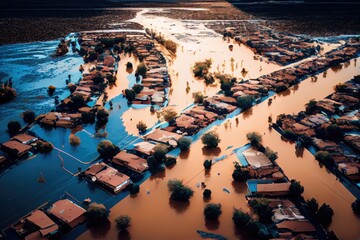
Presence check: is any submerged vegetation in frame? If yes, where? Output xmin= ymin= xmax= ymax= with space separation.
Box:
xmin=167 ymin=179 xmax=194 ymax=201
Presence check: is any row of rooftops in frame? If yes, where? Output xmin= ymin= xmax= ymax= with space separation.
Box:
xmin=276 ymin=78 xmax=360 ymax=185
xmin=125 ymin=35 xmax=170 ymax=106
xmin=12 ymin=199 xmax=86 ymax=240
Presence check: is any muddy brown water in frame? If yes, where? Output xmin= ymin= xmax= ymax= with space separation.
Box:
xmin=80 ymin=9 xmax=360 ymax=239
xmin=80 ymin=54 xmax=360 ymax=239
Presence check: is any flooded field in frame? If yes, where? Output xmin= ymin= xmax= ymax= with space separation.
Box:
xmin=0 ymin=3 xmax=359 ymax=240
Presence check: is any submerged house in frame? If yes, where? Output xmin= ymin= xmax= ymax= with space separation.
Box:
xmin=48 ymin=199 xmax=86 ymax=228
xmin=0 ymin=140 xmax=32 ymax=158
xmin=13 ymin=210 xmax=59 ymax=240
xmin=145 ymin=129 xmax=182 ymax=147
xmin=84 ymin=162 xmax=131 ymax=194
xmin=112 ymin=151 xmax=149 ymax=173
xmin=247 ymin=179 xmax=291 ymax=197
xmin=12 ymin=134 xmax=38 ymax=145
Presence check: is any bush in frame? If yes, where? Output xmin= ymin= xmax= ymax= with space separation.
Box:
xmin=96 ymin=109 xmax=109 ymax=128
xmin=306 ymin=198 xmax=319 ymax=217
xmin=283 ymin=130 xmax=298 ymax=141
xmin=203 ymin=189 xmax=212 ymax=198
xmin=136 ymin=63 xmax=147 ymax=78
xmin=305 ymin=99 xmax=317 ymax=114
xmin=193 ymin=59 xmax=212 ymax=77
xmin=246 ymin=132 xmax=262 ymax=146
xmin=232 ymin=208 xmax=251 ymax=228
xmin=164 ymin=39 xmax=177 ymax=53
xmin=204 ymin=203 xmax=222 ymax=220
xmin=22 ymin=110 xmax=36 ymax=124
xmin=136 ymin=121 xmax=147 ymax=133
xmin=289 ymin=179 xmax=304 ymax=198
xmin=351 ymin=199 xmax=360 ymax=215
xmin=237 ymin=95 xmax=255 ymax=110
xmin=0 ymin=86 xmax=16 ymax=103
xmin=115 ymin=215 xmax=131 ymax=231
xmin=162 ymin=109 xmax=177 ymax=122
xmin=132 ymin=84 xmax=144 ymax=94
xmin=36 ymin=141 xmax=53 ymax=153
xmin=315 ymin=151 xmax=333 ymax=163
xmin=125 ymin=89 xmax=136 ymax=102
xmin=248 ymin=199 xmax=273 ymax=223
xmin=326 ymin=124 xmax=343 ymax=141
xmin=97 ymin=140 xmax=120 ymax=159
xmin=264 ymin=147 xmax=277 ymax=161
xmin=177 ymin=137 xmax=192 ymax=151
xmin=203 ymin=159 xmax=212 ymax=169
xmin=7 ymin=120 xmax=21 ymax=135
xmin=86 ymin=203 xmax=108 ymax=224
xmin=232 ymin=162 xmax=250 ymax=182
xmin=317 ymin=203 xmax=334 ymax=226
xmin=165 ymin=156 xmax=177 ymax=166
xmin=193 ymin=91 xmax=204 ymax=104
xmin=70 ymin=135 xmax=81 ymax=146
xmin=201 ymin=131 xmax=221 ymax=148
xmin=204 ymin=74 xmax=215 ymax=85
xmin=48 ymin=85 xmax=56 ymax=96
xmin=275 ymin=84 xmax=288 ymax=93
xmin=153 ymin=144 xmax=168 ymax=161
xmin=167 ymin=179 xmax=194 ymax=201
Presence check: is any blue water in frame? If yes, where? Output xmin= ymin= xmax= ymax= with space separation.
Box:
xmin=0 ymin=40 xmax=83 ymax=142
xmin=0 ymin=40 xmax=150 ymax=231
xmin=232 ymin=144 xmax=252 ymax=166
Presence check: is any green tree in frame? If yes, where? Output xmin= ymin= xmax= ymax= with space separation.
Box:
xmin=204 ymin=203 xmax=222 ymax=220
xmin=203 ymin=189 xmax=212 ymax=198
xmin=232 ymin=208 xmax=251 ymax=228
xmin=153 ymin=144 xmax=168 ymax=161
xmin=125 ymin=89 xmax=136 ymax=102
xmin=306 ymin=198 xmax=319 ymax=217
xmin=162 ymin=109 xmax=178 ymax=122
xmin=132 ymin=84 xmax=144 ymax=94
xmin=7 ymin=120 xmax=21 ymax=136
xmin=136 ymin=63 xmax=147 ymax=78
xmin=167 ymin=179 xmax=194 ymax=201
xmin=22 ymin=110 xmax=36 ymax=124
xmin=201 ymin=131 xmax=221 ymax=148
xmin=232 ymin=162 xmax=250 ymax=182
xmin=237 ymin=95 xmax=255 ymax=110
xmin=246 ymin=132 xmax=262 ymax=146
xmin=315 ymin=151 xmax=333 ymax=163
xmin=248 ymin=199 xmax=273 ymax=223
xmin=136 ymin=121 xmax=147 ymax=133
xmin=193 ymin=91 xmax=204 ymax=104
xmin=115 ymin=215 xmax=131 ymax=231
xmin=289 ymin=179 xmax=304 ymax=198
xmin=177 ymin=137 xmax=192 ymax=151
xmin=86 ymin=203 xmax=108 ymax=224
xmin=97 ymin=140 xmax=120 ymax=160
xmin=203 ymin=159 xmax=212 ymax=169
xmin=317 ymin=203 xmax=334 ymax=226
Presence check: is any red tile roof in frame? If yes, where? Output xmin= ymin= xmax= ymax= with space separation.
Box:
xmin=48 ymin=199 xmax=86 ymax=228
xmin=113 ymin=151 xmax=149 ymax=173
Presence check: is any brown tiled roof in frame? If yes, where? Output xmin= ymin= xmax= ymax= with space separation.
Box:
xmin=48 ymin=199 xmax=86 ymax=227
xmin=95 ymin=166 xmax=130 ymax=188
xmin=277 ymin=220 xmax=316 ymax=233
xmin=26 ymin=210 xmax=58 ymax=230
xmin=145 ymin=129 xmax=182 ymax=144
xmin=12 ymin=134 xmax=37 ymax=143
xmin=1 ymin=140 xmax=32 ymax=154
xmin=257 ymin=182 xmax=290 ymax=193
xmin=113 ymin=151 xmax=148 ymax=173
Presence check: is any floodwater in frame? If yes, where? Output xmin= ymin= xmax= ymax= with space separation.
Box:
xmin=79 ymin=57 xmax=360 ymax=240
xmin=1 ymin=7 xmax=359 ymax=240
xmin=78 ymin=9 xmax=360 ymax=240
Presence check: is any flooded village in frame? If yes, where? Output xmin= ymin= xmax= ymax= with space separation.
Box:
xmin=0 ymin=1 xmax=360 ymax=240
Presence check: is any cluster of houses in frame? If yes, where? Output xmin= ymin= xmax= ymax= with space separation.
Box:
xmin=235 ymin=145 xmax=319 ymax=238
xmin=124 ymin=34 xmax=170 ymax=106
xmin=207 ymin=21 xmax=318 ymax=65
xmin=0 ymin=133 xmax=53 ymax=169
xmin=11 ymin=199 xmax=86 ymax=239
xmin=276 ymin=78 xmax=360 ymax=185
xmin=81 ymin=128 xmax=186 ymax=194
